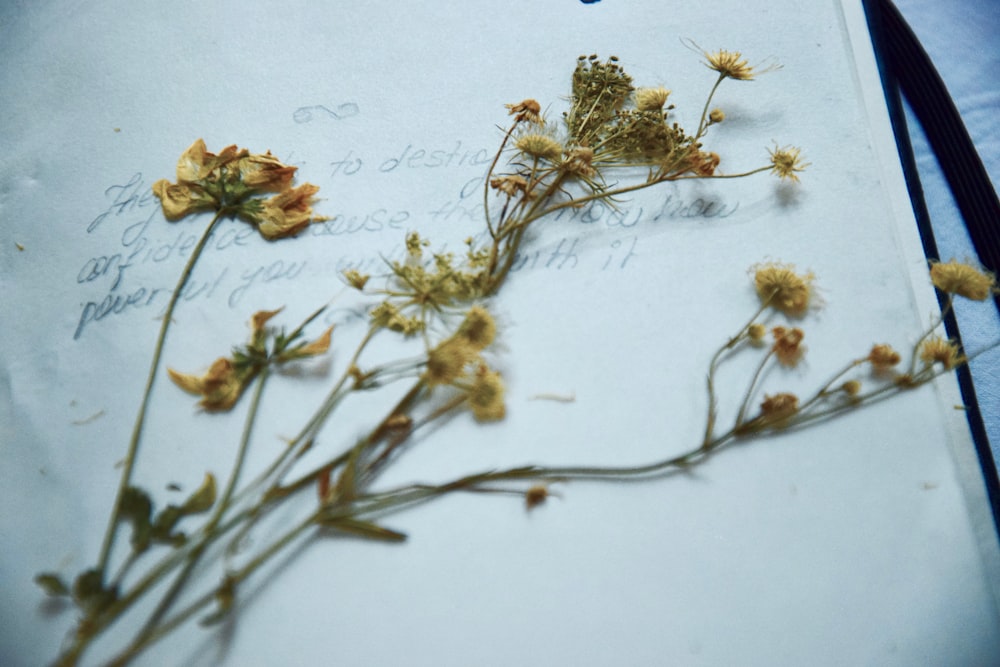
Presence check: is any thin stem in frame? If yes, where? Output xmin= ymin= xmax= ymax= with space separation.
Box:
xmin=98 ymin=211 xmax=225 ymax=577
xmin=136 ymin=366 xmax=270 ymax=641
xmin=696 ymin=74 xmax=726 ymax=139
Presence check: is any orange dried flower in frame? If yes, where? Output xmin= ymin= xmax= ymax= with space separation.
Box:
xmin=771 ymin=326 xmax=805 ymax=367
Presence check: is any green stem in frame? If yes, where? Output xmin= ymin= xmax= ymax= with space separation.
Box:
xmin=136 ymin=366 xmax=270 ymax=642
xmin=98 ymin=211 xmax=225 ymax=578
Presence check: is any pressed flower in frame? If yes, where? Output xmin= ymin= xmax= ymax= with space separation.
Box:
xmin=866 ymin=344 xmax=901 ymax=371
xmin=251 ymin=308 xmax=284 ymax=335
xmin=167 ymin=358 xmax=247 ymax=411
xmin=455 ymin=306 xmax=497 ymax=351
xmin=255 ymin=183 xmax=320 ymax=239
xmin=467 ymin=364 xmax=506 ymax=422
xmin=752 ymin=262 xmax=815 ymax=316
xmin=343 ymin=269 xmax=370 ymax=290
xmin=687 ymin=150 xmax=720 ymax=177
xmin=919 ymin=335 xmax=962 ymax=370
xmin=771 ymin=326 xmax=805 ymax=367
xmin=635 ymin=87 xmax=671 ymax=111
xmin=768 ymin=145 xmax=808 ymax=182
xmin=748 ymin=323 xmax=767 ymax=344
xmin=759 ymin=392 xmax=799 ymax=421
xmin=151 ymin=180 xmax=216 ymax=220
xmin=490 ymin=174 xmax=529 ymax=198
xmin=704 ymin=49 xmax=756 ymax=80
xmin=708 ymin=108 xmax=725 ymax=124
xmin=505 ymin=99 xmax=543 ymax=124
xmin=424 ymin=339 xmax=475 ymax=386
xmin=286 ymin=326 xmax=334 ymax=360
xmin=929 ymin=259 xmax=996 ymax=301
xmin=237 ymin=151 xmax=298 ymax=192
xmin=515 ymin=133 xmax=563 ymax=161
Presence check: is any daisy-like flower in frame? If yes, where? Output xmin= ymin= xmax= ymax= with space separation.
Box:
xmin=752 ymin=262 xmax=815 ymax=316
xmin=929 ymin=259 xmax=997 ymax=301
xmin=515 ymin=133 xmax=563 ymax=161
xmin=768 ymin=144 xmax=808 ymax=182
xmin=704 ymin=49 xmax=756 ymax=80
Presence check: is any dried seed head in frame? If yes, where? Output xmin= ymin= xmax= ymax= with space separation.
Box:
xmin=919 ymin=336 xmax=962 ymax=370
xmin=752 ymin=262 xmax=815 ymax=316
xmin=929 ymin=259 xmax=997 ymax=301
xmin=866 ymin=344 xmax=901 ymax=371
xmin=515 ymin=133 xmax=563 ymax=161
xmin=635 ymin=87 xmax=671 ymax=111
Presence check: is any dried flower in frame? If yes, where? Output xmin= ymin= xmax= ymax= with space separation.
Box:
xmin=237 ymin=151 xmax=298 ymax=192
xmin=424 ymin=339 xmax=475 ymax=386
xmin=255 ymin=183 xmax=320 ymax=239
xmin=505 ymin=99 xmax=543 ymax=124
xmin=759 ymin=392 xmax=799 ymax=421
xmin=563 ymin=146 xmax=596 ymax=178
xmin=703 ymin=49 xmax=756 ymax=81
xmin=768 ymin=145 xmax=808 ymax=182
xmin=919 ymin=336 xmax=962 ymax=370
xmin=343 ymin=269 xmax=370 ymax=291
xmin=286 ymin=326 xmax=334 ymax=360
xmin=771 ymin=326 xmax=805 ymax=367
xmin=150 ymin=180 xmax=216 ymax=220
xmin=929 ymin=259 xmax=996 ymax=301
xmin=515 ymin=133 xmax=563 ymax=161
xmin=748 ymin=323 xmax=767 ymax=344
xmin=752 ymin=262 xmax=815 ymax=316
xmin=635 ymin=87 xmax=671 ymax=111
xmin=708 ymin=108 xmax=725 ymax=124
xmin=686 ymin=150 xmax=720 ymax=177
xmin=455 ymin=306 xmax=497 ymax=351
xmin=490 ymin=175 xmax=529 ymax=198
xmin=866 ymin=344 xmax=901 ymax=371
xmin=467 ymin=364 xmax=506 ymax=422
xmin=168 ymin=358 xmax=247 ymax=411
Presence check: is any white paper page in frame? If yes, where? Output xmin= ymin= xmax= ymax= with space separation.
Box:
xmin=2 ymin=1 xmax=999 ymax=665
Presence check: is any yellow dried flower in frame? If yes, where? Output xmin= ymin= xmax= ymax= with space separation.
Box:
xmin=505 ymin=99 xmax=543 ymax=124
xmin=343 ymin=269 xmax=370 ymax=291
xmin=635 ymin=87 xmax=671 ymax=111
xmin=752 ymin=262 xmax=815 ymax=316
xmin=151 ymin=180 xmax=216 ymax=220
xmin=167 ymin=358 xmax=246 ymax=411
xmin=256 ymin=183 xmax=320 ymax=239
xmin=703 ymin=49 xmax=756 ymax=80
xmin=424 ymin=339 xmax=475 ymax=386
xmin=919 ymin=335 xmax=962 ymax=370
xmin=455 ymin=306 xmax=497 ymax=351
xmin=768 ymin=145 xmax=808 ymax=182
xmin=708 ymin=108 xmax=725 ymax=124
xmin=866 ymin=344 xmax=901 ymax=370
xmin=748 ymin=323 xmax=767 ymax=344
xmin=771 ymin=326 xmax=805 ymax=367
xmin=288 ymin=326 xmax=334 ymax=359
xmin=515 ymin=133 xmax=563 ymax=161
xmin=929 ymin=259 xmax=997 ymax=301
xmin=251 ymin=308 xmax=284 ymax=335
xmin=237 ymin=151 xmax=298 ymax=192
xmin=467 ymin=364 xmax=506 ymax=422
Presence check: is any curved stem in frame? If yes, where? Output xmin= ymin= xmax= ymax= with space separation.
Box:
xmin=98 ymin=211 xmax=225 ymax=577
